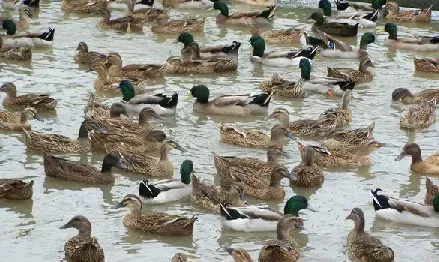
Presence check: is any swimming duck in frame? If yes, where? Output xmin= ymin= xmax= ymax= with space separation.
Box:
xmin=123 ymin=0 xmax=169 ymax=23
xmin=319 ymin=0 xmax=377 ymax=29
xmin=44 ymin=153 xmax=125 ymax=184
xmin=413 ymin=57 xmax=439 ymax=73
xmin=164 ymin=54 xmax=237 ymax=74
xmin=383 ymin=2 xmax=432 ymax=23
xmin=425 ymin=177 xmax=438 ymax=205
xmin=2 ymin=20 xmax=55 ymax=48
xmin=400 ymin=99 xmax=436 ymax=130
xmin=74 ymin=42 xmax=107 ymax=65
xmin=335 ymin=0 xmax=386 ymax=14
xmin=346 ymin=207 xmax=395 ymax=262
xmin=105 ymin=53 xmax=164 ymax=80
xmin=84 ymin=93 xmax=113 ymax=119
xmin=258 ymin=27 xmax=304 ymax=45
xmin=220 ymin=195 xmax=316 ymax=232
xmin=219 ymin=123 xmax=295 ymax=149
xmin=162 ymin=0 xmax=213 ymax=8
xmin=259 ymin=73 xmax=306 ymax=98
xmin=290 ymin=146 xmax=324 ymax=188
xmin=213 ymin=2 xmax=275 ymax=26
xmin=392 ymin=88 xmax=439 ymax=104
xmin=151 ymin=17 xmax=206 ymax=34
xmin=0 ymin=82 xmax=57 ymax=111
xmin=372 ymin=188 xmax=439 ymax=228
xmin=327 ymin=57 xmax=374 ymax=82
xmin=258 ymin=215 xmax=303 ymax=262
xmin=0 ymin=45 xmax=32 ymax=61
xmin=191 ymin=173 xmax=247 ymax=212
xmin=0 ymin=179 xmax=33 ymax=200
xmin=308 ymin=12 xmax=359 ymax=37
xmin=318 ymin=89 xmax=353 ymax=127
xmin=225 ymin=247 xmax=253 ymax=262
xmin=186 ymin=85 xmax=271 ymax=117
xmin=61 ymin=0 xmax=107 ymax=13
xmin=96 ymin=8 xmax=143 ymax=32
xmin=90 ymin=64 xmax=126 ymax=93
xmin=250 ymin=35 xmax=317 ymax=67
xmin=321 ymin=122 xmax=375 ymax=152
xmin=177 ymin=32 xmax=240 ymax=59
xmin=139 ymin=160 xmax=193 ymax=204
xmin=395 ymin=143 xmax=439 ymax=175
xmin=110 ymin=140 xmax=186 ymax=176
xmin=0 ymin=107 xmax=40 ymax=131
xmin=112 ymin=194 xmax=197 ymax=236
xmin=60 ymin=215 xmax=105 ymax=262
xmin=314 ymin=31 xmax=376 ymax=59
xmin=384 ymin=23 xmax=439 ymax=51
xmin=199 ymin=41 xmax=241 ymax=58
xmin=23 ymin=119 xmax=107 ymax=153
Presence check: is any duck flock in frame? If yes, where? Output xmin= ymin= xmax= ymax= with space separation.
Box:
xmin=1 ymin=0 xmax=439 ymax=261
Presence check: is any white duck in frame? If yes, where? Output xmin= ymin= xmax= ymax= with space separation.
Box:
xmin=2 ymin=20 xmax=54 ymax=48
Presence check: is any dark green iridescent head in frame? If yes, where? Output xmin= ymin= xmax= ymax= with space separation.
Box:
xmin=180 ymin=160 xmax=193 ymax=185
xmin=250 ymin=35 xmax=265 ymax=58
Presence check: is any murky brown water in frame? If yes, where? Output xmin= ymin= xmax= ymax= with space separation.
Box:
xmin=1 ymin=0 xmax=439 ymax=261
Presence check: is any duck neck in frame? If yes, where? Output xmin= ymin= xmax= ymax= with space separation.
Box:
xmin=411 ymin=151 xmax=423 ymax=164
xmin=276 ymin=225 xmax=291 ymax=241
xmin=354 ymin=217 xmax=365 ymax=233
xmin=77 ymin=225 xmax=92 ymax=238
xmin=314 ymin=16 xmax=325 ymax=26
xmin=129 ymin=206 xmax=142 ymax=218
xmin=5 ymin=89 xmax=17 ymax=98
xmin=160 ymin=146 xmax=170 ymax=161
xmin=269 ymin=173 xmax=282 ymax=187
xmin=388 ymin=31 xmax=397 ymax=41
xmin=78 ymin=124 xmax=89 ymax=139
xmin=100 ymin=162 xmax=113 ymax=173
xmin=252 ymin=45 xmax=265 ymax=58
xmin=20 ymin=114 xmax=30 ymax=124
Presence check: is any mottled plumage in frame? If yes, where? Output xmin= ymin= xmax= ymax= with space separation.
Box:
xmin=0 ymin=82 xmax=56 ymax=111
xmin=290 ymin=147 xmax=324 ymax=188
xmin=400 ymin=99 xmax=436 ymax=129
xmin=327 ymin=57 xmax=374 ymax=82
xmin=0 ymin=179 xmax=33 ymax=200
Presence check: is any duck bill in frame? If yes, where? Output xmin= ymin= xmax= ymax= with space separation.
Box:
xmin=395 ymin=152 xmax=407 ymax=161
xmin=98 ymin=127 xmax=108 ymax=134
xmin=60 ymin=222 xmax=71 ymax=229
xmin=306 ymin=204 xmax=318 ymax=212
xmin=346 ymin=213 xmax=354 ymax=220
xmin=284 ymin=131 xmax=296 ymax=140
xmin=224 ymin=246 xmax=235 ymax=255
xmin=295 ymin=222 xmax=304 ymax=230
xmin=111 ymin=201 xmax=125 ymax=209
xmin=153 ymin=114 xmax=165 ymax=120
xmin=116 ymin=160 xmax=126 ymax=169
xmin=34 ymin=114 xmax=43 ymax=121
xmin=184 ymin=93 xmax=193 ymax=101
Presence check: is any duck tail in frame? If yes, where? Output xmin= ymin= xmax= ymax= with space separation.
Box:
xmin=138 ymin=180 xmax=160 ymax=199
xmin=37 ymin=28 xmax=55 ymax=41
xmin=158 ymin=92 xmax=178 ymax=108
xmin=219 ymin=203 xmax=232 ymax=219
xmin=371 ymin=246 xmax=394 ymax=262
xmin=221 ymin=41 xmax=241 ymax=54
xmin=335 ymin=0 xmax=349 ymax=11
xmin=429 ymin=37 xmax=439 ymax=44
xmin=257 ymin=5 xmax=276 ymax=19
xmin=249 ymin=92 xmax=272 ymax=107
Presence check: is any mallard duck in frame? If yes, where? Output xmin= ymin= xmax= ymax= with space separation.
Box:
xmin=384 ymin=23 xmax=439 ymax=51
xmin=84 ymin=93 xmax=113 ymax=119
xmin=335 ymin=0 xmax=386 ymax=13
xmin=162 ymin=0 xmax=213 ymax=8
xmin=383 ymin=2 xmax=432 ymax=23
xmin=185 ymin=85 xmax=271 ymax=117
xmin=219 ymin=123 xmax=295 ymax=149
xmin=425 ymin=177 xmax=439 ymax=205
xmin=177 ymin=32 xmax=240 ymax=59
xmin=258 ymin=27 xmax=304 ymax=45
xmin=112 ymin=194 xmax=197 ymax=236
xmin=318 ymin=89 xmax=353 ymax=126
xmin=413 ymin=57 xmax=439 ymax=73
xmin=151 ymin=17 xmax=206 ymax=33
xmin=395 ymin=143 xmax=439 ymax=175
xmin=164 ymin=54 xmax=237 ymax=74
xmin=400 ymin=98 xmax=436 ymax=130
xmin=60 ymin=215 xmax=105 ymax=262
xmin=0 ymin=45 xmax=32 ymax=61
xmin=290 ymin=146 xmax=324 ymax=188
xmin=0 ymin=179 xmax=33 ymax=200
xmin=74 ymin=42 xmax=107 ymax=65
xmin=346 ymin=208 xmax=394 ymax=262
xmin=43 ymin=153 xmax=125 ymax=184
xmin=2 ymin=20 xmax=55 ymax=49
xmin=319 ymin=0 xmax=377 ymax=29
xmin=109 ymin=140 xmax=185 ymax=176
xmin=23 ymin=119 xmax=107 ymax=153
xmin=139 ymin=160 xmax=192 ymax=204
xmin=220 ymin=195 xmax=315 ymax=232
xmin=96 ymin=8 xmax=143 ymax=32
xmin=90 ymin=63 xmax=125 ymax=93
xmin=308 ymin=12 xmax=359 ymax=37
xmin=258 ymin=215 xmax=303 ymax=262
xmin=327 ymin=57 xmax=374 ymax=82
xmin=225 ymin=247 xmax=253 ymax=262
xmin=0 ymin=107 xmax=40 ymax=131
xmin=321 ymin=122 xmax=375 ymax=152
xmin=199 ymin=41 xmax=241 ymax=58
xmin=191 ymin=173 xmax=247 ymax=212
xmin=392 ymin=88 xmax=439 ymax=105
xmin=171 ymin=253 xmax=188 ymax=262
xmin=105 ymin=53 xmax=164 ymax=80
xmin=62 ymin=0 xmax=107 ymax=13
xmin=0 ymin=82 xmax=56 ymax=111
xmin=372 ymin=188 xmax=439 ymax=228
xmin=250 ymin=35 xmax=317 ymax=67
xmin=123 ymin=0 xmax=169 ymax=23
xmin=259 ymin=73 xmax=307 ymax=98
xmin=213 ymin=2 xmax=275 ymax=26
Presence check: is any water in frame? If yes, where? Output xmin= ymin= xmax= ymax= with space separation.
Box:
xmin=1 ymin=0 xmax=439 ymax=261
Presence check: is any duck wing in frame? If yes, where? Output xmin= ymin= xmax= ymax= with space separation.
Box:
xmin=191 ymin=173 xmax=222 ymax=204
xmin=387 ymin=197 xmax=436 ymax=217
xmin=318 ymin=31 xmax=353 ymax=52
xmin=211 ymin=95 xmax=254 ymax=107
xmin=226 ymin=206 xmax=283 ymax=221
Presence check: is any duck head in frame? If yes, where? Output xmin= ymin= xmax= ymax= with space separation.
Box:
xmin=2 ymin=20 xmax=16 ymax=36
xmin=249 ymin=35 xmax=265 ymax=58
xmin=0 ymin=82 xmax=17 ymax=95
xmin=360 ymin=32 xmax=376 ymax=50
xmin=384 ymin=23 xmax=397 ymax=40
xmin=299 ymin=58 xmax=311 ymax=80
xmin=180 ymin=160 xmax=193 ymax=185
xmin=284 ymin=195 xmax=317 ymax=217
xmin=267 ymin=108 xmax=290 ymax=126
xmin=76 ymin=41 xmax=88 ymax=52
xmin=213 ymin=1 xmax=229 ymax=17
xmin=109 ymin=103 xmax=128 ymax=118
xmin=277 ymin=215 xmax=305 ymax=240
xmin=392 ymin=88 xmax=413 ymax=102
xmin=187 ymin=85 xmax=210 ymax=103
xmin=118 ymin=80 xmax=135 ymax=102
xmin=60 ymin=215 xmax=92 ymax=237
xmin=319 ymin=0 xmax=332 ymax=16
xmin=308 ymin=12 xmax=325 ymax=26
xmin=395 ymin=143 xmax=422 ymax=163
xmin=112 ymin=194 xmax=142 ymax=211
xmin=177 ymin=32 xmax=195 ymax=48
xmin=101 ymin=153 xmax=126 ymax=173
xmin=346 ymin=207 xmax=365 ymax=232
xmin=79 ymin=119 xmax=108 ymax=138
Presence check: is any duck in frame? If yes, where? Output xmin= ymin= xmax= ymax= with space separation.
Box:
xmin=258 ymin=215 xmax=303 ymax=262
xmin=400 ymin=98 xmax=436 ymax=130
xmin=191 ymin=173 xmax=247 ymax=212
xmin=346 ymin=207 xmax=395 ymax=262
xmin=43 ymin=153 xmax=125 ymax=184
xmin=164 ymin=53 xmax=237 ymax=74
xmin=60 ymin=215 xmax=105 ymax=262
xmin=425 ymin=177 xmax=439 ymax=205
xmin=372 ymin=188 xmax=439 ymax=228
xmin=384 ymin=23 xmax=439 ymax=51
xmin=83 ymin=93 xmax=113 ymax=119
xmin=327 ymin=57 xmax=374 ymax=82
xmin=392 ymin=88 xmax=439 ymax=104
xmin=2 ymin=20 xmax=55 ymax=49
xmin=74 ymin=42 xmax=107 ymax=65
xmin=290 ymin=146 xmax=324 ymax=188
xmin=258 ymin=27 xmax=304 ymax=45
xmin=250 ymin=35 xmax=317 ymax=67
xmin=0 ymin=82 xmax=57 ymax=111
xmin=139 ymin=160 xmax=193 ymax=204
xmin=185 ymin=85 xmax=271 ymax=117
xmin=383 ymin=2 xmax=432 ymax=23
xmin=0 ymin=179 xmax=33 ymax=200
xmin=225 ymin=247 xmax=253 ymax=262
xmin=177 ymin=32 xmax=240 ymax=59
xmin=313 ymin=31 xmax=376 ymax=59
xmin=0 ymin=45 xmax=32 ymax=61
xmin=0 ymin=107 xmax=40 ymax=131
xmin=213 ymin=2 xmax=276 ymax=26
xmin=162 ymin=0 xmax=213 ymax=8
xmin=96 ymin=8 xmax=143 ymax=32
xmin=90 ymin=63 xmax=125 ymax=93
xmin=109 ymin=140 xmax=186 ymax=176
xmin=335 ymin=0 xmax=386 ymax=14
xmin=318 ymin=89 xmax=353 ymax=127
xmin=219 ymin=195 xmax=316 ymax=232
xmin=395 ymin=143 xmax=439 ymax=175
xmin=199 ymin=41 xmax=241 ymax=58
xmin=219 ymin=123 xmax=295 ymax=150
xmin=151 ymin=17 xmax=206 ymax=34
xmin=23 ymin=119 xmax=107 ymax=153
xmin=308 ymin=12 xmax=359 ymax=37
xmin=321 ymin=122 xmax=376 ymax=152
xmin=123 ymin=0 xmax=169 ymax=23
xmin=105 ymin=53 xmax=164 ymax=80
xmin=319 ymin=0 xmax=377 ymax=29
xmin=61 ymin=0 xmax=107 ymax=13
xmin=171 ymin=253 xmax=188 ymax=262
xmin=413 ymin=57 xmax=439 ymax=73
xmin=112 ymin=194 xmax=197 ymax=236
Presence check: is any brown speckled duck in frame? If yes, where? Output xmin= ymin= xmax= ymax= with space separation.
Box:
xmin=112 ymin=194 xmax=197 ymax=236
xmin=0 ymin=82 xmax=57 ymax=111
xmin=96 ymin=8 xmax=143 ymax=33
xmin=151 ymin=17 xmax=206 ymax=34
xmin=105 ymin=53 xmax=164 ymax=81
xmin=0 ymin=179 xmax=33 ymax=200
xmin=225 ymin=247 xmax=254 ymax=262
xmin=0 ymin=107 xmax=40 ymax=131
xmin=171 ymin=253 xmax=188 ymax=262
xmin=392 ymin=88 xmax=439 ymax=105
xmin=384 ymin=2 xmax=432 ymax=23
xmin=413 ymin=57 xmax=439 ymax=73
xmin=395 ymin=143 xmax=439 ymax=175
xmin=321 ymin=122 xmax=375 ymax=153
xmin=60 ymin=215 xmax=105 ymax=262
xmin=123 ymin=0 xmax=169 ymax=23
xmin=74 ymin=42 xmax=107 ymax=65
xmin=327 ymin=57 xmax=374 ymax=83
xmin=425 ymin=177 xmax=439 ymax=205
xmin=290 ymin=146 xmax=324 ymax=188
xmin=400 ymin=99 xmax=436 ymax=130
